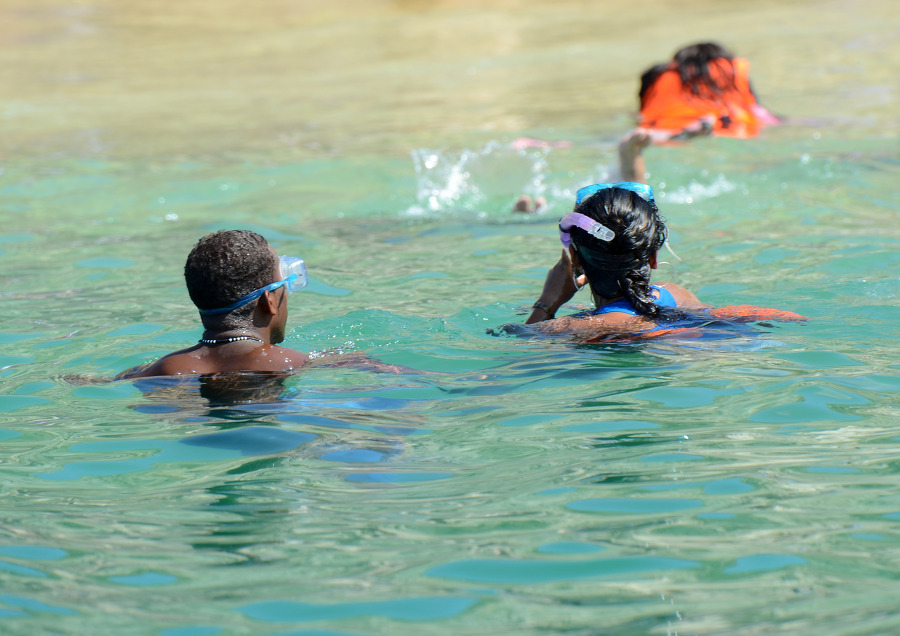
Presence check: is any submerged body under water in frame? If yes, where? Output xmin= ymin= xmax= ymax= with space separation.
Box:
xmin=2 ymin=0 xmax=900 ymax=634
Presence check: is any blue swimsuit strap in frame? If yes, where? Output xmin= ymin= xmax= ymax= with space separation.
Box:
xmin=590 ymin=285 xmax=677 ymax=316
xmin=592 ymin=299 xmax=640 ymax=316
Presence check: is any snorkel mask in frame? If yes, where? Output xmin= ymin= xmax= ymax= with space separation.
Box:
xmin=199 ymin=255 xmax=308 ymax=316
xmin=278 ymin=256 xmax=308 ymax=292
xmin=559 ymin=181 xmax=681 ymax=263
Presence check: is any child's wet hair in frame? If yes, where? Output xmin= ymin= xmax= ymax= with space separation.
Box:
xmin=672 ymin=42 xmax=737 ymax=97
xmin=640 ymin=41 xmax=737 ymax=105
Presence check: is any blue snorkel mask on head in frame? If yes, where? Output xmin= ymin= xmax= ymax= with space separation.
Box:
xmin=558 ymin=182 xmax=657 ymax=248
xmin=559 ymin=181 xmax=680 ymax=263
xmin=199 ymin=255 xmax=308 ymax=316
xmin=575 ymin=182 xmax=655 ymax=206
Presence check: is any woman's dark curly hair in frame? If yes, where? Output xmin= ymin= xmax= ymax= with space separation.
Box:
xmin=184 ymin=230 xmax=278 ymax=326
xmin=568 ymin=188 xmax=669 ymax=317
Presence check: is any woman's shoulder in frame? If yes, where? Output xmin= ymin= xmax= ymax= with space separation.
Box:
xmin=654 ymin=282 xmax=710 ymax=310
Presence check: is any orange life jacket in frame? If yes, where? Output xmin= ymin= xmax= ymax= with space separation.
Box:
xmin=638 ymin=58 xmax=764 ymax=138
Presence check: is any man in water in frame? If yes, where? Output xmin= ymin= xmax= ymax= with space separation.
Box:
xmin=117 ymin=230 xmax=309 ymax=379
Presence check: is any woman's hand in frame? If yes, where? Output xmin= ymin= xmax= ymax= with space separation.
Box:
xmin=526 ymin=249 xmax=587 ymax=324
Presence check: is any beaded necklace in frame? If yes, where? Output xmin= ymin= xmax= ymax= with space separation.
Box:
xmin=198 ymin=335 xmax=263 ymax=345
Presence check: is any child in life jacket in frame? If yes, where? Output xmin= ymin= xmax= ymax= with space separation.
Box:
xmin=619 ymin=42 xmax=780 ymax=182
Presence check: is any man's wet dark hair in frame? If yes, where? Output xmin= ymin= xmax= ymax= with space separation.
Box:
xmin=568 ymin=188 xmax=670 ymax=317
xmin=184 ymin=230 xmax=278 ymax=327
xmin=640 ymin=42 xmax=736 ymax=105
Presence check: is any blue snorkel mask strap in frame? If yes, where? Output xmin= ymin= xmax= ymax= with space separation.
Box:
xmin=198 ymin=256 xmax=308 ymax=316
xmin=198 ymin=279 xmax=292 ymax=316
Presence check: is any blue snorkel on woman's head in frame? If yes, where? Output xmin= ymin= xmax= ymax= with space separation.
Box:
xmin=561 ymin=182 xmax=666 ymax=256
xmin=559 ymin=182 xmax=658 ymax=248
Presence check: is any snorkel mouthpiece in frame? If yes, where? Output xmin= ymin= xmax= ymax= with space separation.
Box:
xmin=559 ymin=213 xmax=615 ymax=248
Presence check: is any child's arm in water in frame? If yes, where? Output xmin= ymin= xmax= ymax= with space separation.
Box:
xmin=618 ymin=130 xmax=651 ymax=183
xmin=618 ymin=119 xmax=714 ymax=183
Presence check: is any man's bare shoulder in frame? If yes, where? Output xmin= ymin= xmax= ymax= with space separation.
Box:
xmin=116 ymin=344 xmax=312 ymax=380
xmin=115 ymin=347 xmax=205 ymax=380
xmin=261 ymin=345 xmax=310 ymax=371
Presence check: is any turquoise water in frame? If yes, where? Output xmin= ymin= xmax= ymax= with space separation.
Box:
xmin=2 ymin=1 xmax=900 ymax=634
xmin=3 ymin=130 xmax=899 ymax=635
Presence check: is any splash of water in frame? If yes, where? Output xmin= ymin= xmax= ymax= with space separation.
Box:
xmin=657 ymin=173 xmax=737 ymax=204
xmin=407 ymin=145 xmax=492 ymax=215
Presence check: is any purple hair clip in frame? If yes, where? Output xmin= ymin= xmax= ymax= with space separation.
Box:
xmin=559 ymin=213 xmax=615 ymax=248
xmin=558 ymin=181 xmax=656 ymax=248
